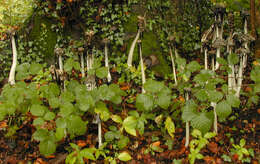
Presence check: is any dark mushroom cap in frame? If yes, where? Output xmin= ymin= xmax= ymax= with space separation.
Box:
xmin=240 ymin=10 xmax=250 ymax=18
xmin=235 ymin=47 xmax=250 ymax=54
xmin=54 ymin=47 xmax=64 ymax=56
xmin=213 ymin=3 xmax=226 ymax=15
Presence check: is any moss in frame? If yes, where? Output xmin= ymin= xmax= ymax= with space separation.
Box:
xmin=123 ymin=14 xmax=171 ymax=76
xmin=29 ymin=15 xmax=57 ymax=63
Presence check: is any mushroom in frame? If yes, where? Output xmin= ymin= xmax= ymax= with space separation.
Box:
xmin=102 ymin=38 xmax=112 ymax=83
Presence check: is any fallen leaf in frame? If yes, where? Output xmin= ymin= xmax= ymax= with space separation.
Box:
xmin=257 ymin=108 xmax=260 ymax=115
xmin=151 ymin=141 xmax=161 ymax=147
xmin=77 ymin=140 xmax=87 ymax=147
xmin=207 ymin=142 xmax=218 ymax=154
xmin=0 ymin=120 xmax=8 ymax=129
xmin=203 ymin=156 xmax=215 ymax=164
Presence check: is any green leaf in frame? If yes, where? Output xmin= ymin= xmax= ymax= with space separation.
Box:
xmin=39 ymin=140 xmax=56 ymax=156
xmin=208 ymin=90 xmax=223 ymax=102
xmin=165 ymin=117 xmax=175 ymax=139
xmin=96 ymin=67 xmax=108 ymax=79
xmin=226 ymin=94 xmax=240 ymax=108
xmin=250 ymin=66 xmax=260 ymax=83
xmin=194 ymin=70 xmax=214 ymax=85
xmin=204 ymin=132 xmax=216 ymax=139
xmin=111 ymin=115 xmax=123 ymax=124
xmin=156 ymin=92 xmax=171 ymax=109
xmin=136 ymin=94 xmax=154 ymax=111
xmin=118 ymin=136 xmax=129 ymax=149
xmin=59 ymin=102 xmax=75 ymax=117
xmin=123 ymin=116 xmax=137 ymax=136
xmin=195 ymin=89 xmax=208 ymax=101
xmin=33 ymin=117 xmax=45 ymax=126
xmin=228 ymin=53 xmax=239 ymax=65
xmin=61 ymin=91 xmax=75 ymax=103
xmin=30 ymin=63 xmax=42 ymax=75
xmin=30 ymin=104 xmax=47 ymax=117
xmin=144 ymin=79 xmax=164 ymax=93
xmin=216 ymin=100 xmax=232 ymax=118
xmin=118 ymin=151 xmax=132 ymax=162
xmin=44 ymin=112 xmax=56 ymax=121
xmin=32 ymin=129 xmax=49 ymax=141
xmin=77 ymin=95 xmax=94 ymax=112
xmin=240 ymin=139 xmax=246 ymax=147
xmin=56 ymin=118 xmax=67 ymax=129
xmin=182 ymin=100 xmax=198 ymax=122
xmin=104 ymin=131 xmax=115 ymax=142
xmin=80 ymin=148 xmax=96 ymax=160
xmin=187 ymin=61 xmax=201 ymax=72
xmin=67 ymin=115 xmax=87 ymax=137
xmin=95 ymin=102 xmax=110 ymax=121
xmin=191 ymin=112 xmax=213 ymax=134
xmin=55 ymin=127 xmax=65 ymax=141
xmin=48 ymin=97 xmax=60 ymax=108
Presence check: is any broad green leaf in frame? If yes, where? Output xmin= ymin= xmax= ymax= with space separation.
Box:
xmin=30 ymin=104 xmax=47 ymax=116
xmin=216 ymin=100 xmax=232 ymax=118
xmin=118 ymin=136 xmax=129 ymax=149
xmin=123 ymin=116 xmax=137 ymax=136
xmin=144 ymin=79 xmax=164 ymax=93
xmin=39 ymin=140 xmax=56 ymax=156
xmin=187 ymin=61 xmax=201 ymax=72
xmin=44 ymin=112 xmax=56 ymax=121
xmin=118 ymin=151 xmax=132 ymax=162
xmin=30 ymin=63 xmax=42 ymax=75
xmin=77 ymin=95 xmax=94 ymax=112
xmin=55 ymin=127 xmax=65 ymax=141
xmin=32 ymin=129 xmax=49 ymax=141
xmin=228 ymin=53 xmax=239 ymax=65
xmin=96 ymin=67 xmax=108 ymax=79
xmin=80 ymin=148 xmax=96 ymax=160
xmin=240 ymin=139 xmax=246 ymax=147
xmin=181 ymin=100 xmax=198 ymax=122
xmin=104 ymin=131 xmax=115 ymax=142
xmin=48 ymin=97 xmax=60 ymax=108
xmin=98 ymin=84 xmax=115 ymax=101
xmin=250 ymin=66 xmax=260 ymax=83
xmin=193 ymin=70 xmax=214 ymax=85
xmin=56 ymin=117 xmax=67 ymax=129
xmin=61 ymin=91 xmax=75 ymax=103
xmin=33 ymin=117 xmax=45 ymax=126
xmin=191 ymin=112 xmax=213 ymax=134
xmin=208 ymin=90 xmax=223 ymax=102
xmin=67 ymin=115 xmax=87 ymax=137
xmin=226 ymin=94 xmax=240 ymax=107
xmin=95 ymin=102 xmax=110 ymax=121
xmin=156 ymin=92 xmax=171 ymax=109
xmin=165 ymin=117 xmax=175 ymax=139
xmin=111 ymin=115 xmax=123 ymax=124
xmin=195 ymin=89 xmax=208 ymax=101
xmin=59 ymin=102 xmax=75 ymax=117
xmin=136 ymin=94 xmax=153 ymax=111
xmin=204 ymin=132 xmax=216 ymax=139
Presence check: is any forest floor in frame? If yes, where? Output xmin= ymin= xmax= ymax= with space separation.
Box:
xmin=0 ymin=95 xmax=259 ymax=164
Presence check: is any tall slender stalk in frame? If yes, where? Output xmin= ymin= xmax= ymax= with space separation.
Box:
xmin=104 ymin=40 xmax=111 ymax=82
xmin=127 ymin=29 xmax=141 ymax=68
xmin=169 ymin=46 xmax=178 ymax=85
xmin=185 ymin=92 xmax=190 ymax=148
xmin=8 ymin=34 xmax=17 ymax=85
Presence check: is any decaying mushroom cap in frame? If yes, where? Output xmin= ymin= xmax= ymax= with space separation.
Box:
xmin=240 ymin=10 xmax=250 ymax=18
xmin=78 ymin=47 xmax=84 ymax=53
xmin=208 ymin=49 xmax=217 ymax=56
xmin=213 ymin=3 xmax=226 ymax=15
xmin=233 ymin=32 xmax=255 ymax=43
xmin=102 ymin=38 xmax=110 ymax=44
xmin=235 ymin=47 xmax=250 ymax=54
xmin=54 ymin=47 xmax=64 ymax=56
xmin=212 ymin=38 xmax=226 ymax=48
xmin=84 ymin=30 xmax=95 ymax=45
xmin=137 ymin=15 xmax=145 ymax=31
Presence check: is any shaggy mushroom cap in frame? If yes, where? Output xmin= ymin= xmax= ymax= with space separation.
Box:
xmin=54 ymin=47 xmax=64 ymax=56
xmin=235 ymin=48 xmax=250 ymax=55
xmin=212 ymin=38 xmax=226 ymax=48
xmin=78 ymin=47 xmax=84 ymax=53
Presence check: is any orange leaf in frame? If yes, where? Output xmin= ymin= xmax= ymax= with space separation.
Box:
xmin=179 ymin=96 xmax=185 ymax=102
xmin=207 ymin=142 xmax=218 ymax=153
xmin=257 ymin=108 xmax=260 ymax=115
xmin=203 ymin=156 xmax=215 ymax=164
xmin=77 ymin=140 xmax=87 ymax=147
xmin=120 ymin=86 xmax=130 ymax=91
xmin=151 ymin=141 xmax=160 ymax=147
xmin=0 ymin=121 xmax=8 ymax=129
xmin=45 ymin=155 xmax=55 ymax=159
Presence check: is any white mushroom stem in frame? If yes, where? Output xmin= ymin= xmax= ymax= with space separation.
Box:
xmin=139 ymin=41 xmax=146 ymax=93
xmin=58 ymin=55 xmax=63 ymax=71
xmin=169 ymin=46 xmax=178 ymax=85
xmin=80 ymin=53 xmax=85 ymax=78
xmin=104 ymin=42 xmax=111 ymax=82
xmin=8 ymin=34 xmax=17 ymax=85
xmin=127 ymin=29 xmax=141 ymax=68
xmin=243 ymin=19 xmax=248 ymax=69
xmin=185 ymin=92 xmax=189 ymax=148
xmin=235 ymin=57 xmax=243 ymax=98
xmin=204 ymin=48 xmax=208 ymax=70
xmin=211 ymin=102 xmax=218 ymax=134
xmin=215 ymin=25 xmax=220 ymax=70
xmin=96 ymin=114 xmax=102 ymax=148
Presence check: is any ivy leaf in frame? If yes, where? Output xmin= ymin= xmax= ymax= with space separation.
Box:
xmin=136 ymin=94 xmax=153 ymax=111
xmin=123 ymin=116 xmax=137 ymax=136
xmin=96 ymin=67 xmax=108 ymax=79
xmin=226 ymin=94 xmax=240 ymax=108
xmin=216 ymin=100 xmax=232 ymax=118
xmin=228 ymin=53 xmax=239 ymax=65
xmin=39 ymin=139 xmax=56 ymax=156
xmin=191 ymin=112 xmax=213 ymax=134
xmin=30 ymin=104 xmax=47 ymax=117
xmin=118 ymin=151 xmax=132 ymax=162
xmin=144 ymin=79 xmax=164 ymax=93
xmin=165 ymin=117 xmax=175 ymax=139
xmin=187 ymin=61 xmax=201 ymax=72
